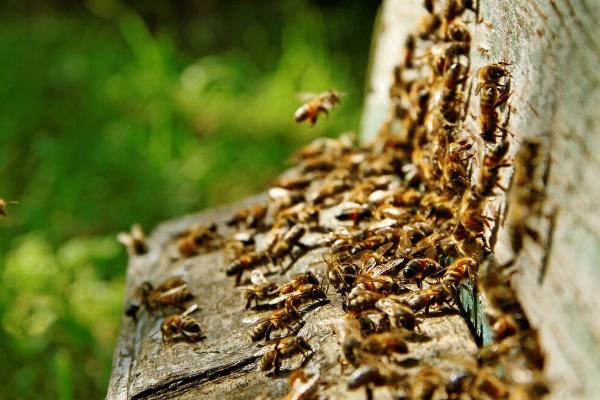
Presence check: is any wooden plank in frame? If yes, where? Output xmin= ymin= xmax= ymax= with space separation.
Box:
xmin=360 ymin=1 xmax=600 ymax=399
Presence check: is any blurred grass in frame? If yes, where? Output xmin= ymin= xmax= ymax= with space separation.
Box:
xmin=0 ymin=0 xmax=379 ymax=398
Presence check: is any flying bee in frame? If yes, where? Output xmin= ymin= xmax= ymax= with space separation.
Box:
xmin=476 ymin=62 xmax=512 ymax=95
xmin=375 ymin=297 xmax=417 ymax=330
xmin=403 ymin=284 xmax=452 ymax=314
xmin=294 ymin=90 xmax=344 ymax=125
xmin=244 ymin=299 xmax=303 ymax=341
xmin=402 ymin=258 xmax=442 ymax=288
xmin=0 ymin=198 xmax=18 ymax=217
xmin=117 ymin=224 xmax=149 ymax=256
xmin=442 ymin=257 xmax=478 ymax=289
xmin=362 ymin=330 xmax=409 ymax=355
xmin=161 ymin=304 xmax=203 ymax=344
xmin=260 ymin=336 xmax=312 ymax=375
xmin=274 ymin=174 xmax=313 ymax=191
xmin=177 ymin=222 xmax=221 ymax=257
xmin=238 ymin=270 xmax=278 ymax=309
xmin=443 ymin=140 xmax=473 ymax=193
xmin=227 ymin=203 xmax=268 ymax=229
xmin=226 ymin=251 xmax=269 ymax=286
xmin=129 ymin=277 xmax=193 ymax=318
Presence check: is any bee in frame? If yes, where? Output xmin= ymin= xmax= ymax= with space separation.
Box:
xmin=259 ymin=336 xmax=312 ymax=375
xmin=440 ymin=87 xmax=466 ymax=123
xmin=277 ymin=202 xmax=320 ymax=227
xmin=117 ymin=224 xmax=149 ymax=256
xmin=245 ymin=299 xmax=303 ymax=341
xmin=161 ymin=304 xmax=203 ymax=344
xmin=177 ymin=222 xmax=221 ymax=257
xmin=402 ymin=258 xmax=442 ymax=288
xmin=403 ymin=284 xmax=451 ymax=313
xmin=269 ymin=224 xmax=307 ymax=266
xmin=274 ymin=175 xmax=313 ymax=191
xmin=491 ymin=313 xmax=518 ymax=340
xmin=226 ymin=251 xmax=269 ymax=286
xmin=410 ymin=367 xmax=442 ymax=400
xmin=283 ymin=369 xmax=320 ymax=400
xmin=354 ymin=274 xmax=399 ymax=295
xmin=268 ymin=282 xmax=328 ymax=309
xmin=294 ymin=90 xmax=343 ymax=126
xmin=417 ymin=13 xmax=441 ymax=39
xmin=443 ymin=62 xmax=469 ymax=90
xmin=471 ymin=367 xmax=509 ymax=399
xmin=405 ymin=34 xmax=416 ymax=69
xmin=323 ymin=253 xmax=358 ymax=294
xmin=129 ymin=277 xmax=193 ymax=318
xmin=348 ymin=364 xmax=404 ymax=400
xmin=0 ymin=198 xmax=17 ymax=217
xmin=307 ymin=178 xmax=350 ymax=205
xmin=362 ymin=330 xmax=409 ymax=355
xmin=476 ymin=62 xmax=512 ymax=95
xmin=335 ymin=202 xmax=372 ymax=225
xmin=442 ymin=140 xmax=473 ymax=193
xmin=333 ymin=316 xmax=363 ymax=368
xmin=479 ymin=84 xmax=511 ymax=116
xmin=278 ymin=271 xmax=321 ymax=294
xmin=445 ymin=20 xmax=471 ymax=44
xmin=238 ymin=270 xmax=278 ymax=309
xmin=227 ymin=203 xmax=268 ymax=228
xmin=442 ymin=256 xmax=477 ymax=289
xmin=345 ymin=287 xmax=385 ymax=313
xmin=375 ymin=297 xmax=417 ymax=330
xmin=477 ymin=160 xmax=509 ymax=198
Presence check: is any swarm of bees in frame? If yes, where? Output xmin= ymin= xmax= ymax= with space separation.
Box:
xmin=120 ymin=0 xmax=551 ymax=397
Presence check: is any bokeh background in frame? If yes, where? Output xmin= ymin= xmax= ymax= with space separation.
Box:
xmin=0 ymin=0 xmax=380 ymax=398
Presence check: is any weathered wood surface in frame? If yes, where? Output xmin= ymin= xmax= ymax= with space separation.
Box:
xmin=361 ymin=1 xmax=600 ymax=399
xmin=107 ymin=195 xmax=477 ymax=399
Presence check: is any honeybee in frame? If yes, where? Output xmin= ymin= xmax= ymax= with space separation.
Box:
xmin=410 ymin=367 xmax=442 ymax=400
xmin=442 ymin=256 xmax=477 ymax=289
xmin=260 ymin=336 xmax=312 ymax=375
xmin=0 ymin=198 xmax=17 ymax=217
xmin=283 ymin=369 xmax=320 ymax=400
xmin=347 ymin=364 xmax=404 ymax=400
xmin=294 ymin=90 xmax=344 ymax=126
xmin=278 ymin=271 xmax=321 ymax=294
xmin=417 ymin=13 xmax=441 ymax=39
xmin=362 ymin=330 xmax=409 ymax=356
xmin=226 ymin=251 xmax=269 ymax=286
xmin=244 ymin=299 xmax=303 ymax=341
xmin=471 ymin=367 xmax=509 ymax=399
xmin=345 ymin=286 xmax=385 ymax=313
xmin=269 ymin=224 xmax=307 ymax=267
xmin=117 ymin=224 xmax=149 ymax=256
xmin=238 ymin=270 xmax=278 ymax=309
xmin=177 ymin=222 xmax=221 ymax=257
xmin=403 ymin=284 xmax=451 ymax=313
xmin=307 ymin=178 xmax=350 ymax=205
xmin=374 ymin=297 xmax=417 ymax=330
xmin=323 ymin=253 xmax=358 ymax=294
xmin=443 ymin=62 xmax=469 ymax=90
xmin=335 ymin=202 xmax=372 ymax=225
xmin=227 ymin=203 xmax=268 ymax=229
xmin=476 ymin=62 xmax=512 ymax=95
xmin=161 ymin=304 xmax=203 ymax=344
xmin=333 ymin=316 xmax=363 ymax=368
xmin=268 ymin=282 xmax=328 ymax=309
xmin=130 ymin=276 xmax=193 ymax=317
xmin=354 ymin=274 xmax=399 ymax=295
xmin=491 ymin=313 xmax=518 ymax=340
xmin=402 ymin=257 xmax=442 ymax=288
xmin=479 ymin=84 xmax=511 ymax=116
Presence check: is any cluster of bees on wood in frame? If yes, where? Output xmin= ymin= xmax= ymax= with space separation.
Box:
xmin=118 ymin=0 xmax=555 ymax=397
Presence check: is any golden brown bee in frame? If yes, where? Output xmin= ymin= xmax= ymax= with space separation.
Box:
xmin=226 ymin=251 xmax=269 ymax=286
xmin=476 ymin=62 xmax=512 ymax=95
xmin=348 ymin=364 xmax=404 ymax=400
xmin=471 ymin=367 xmax=509 ymax=399
xmin=440 ymin=87 xmax=466 ymax=123
xmin=374 ymin=297 xmax=417 ymax=330
xmin=410 ymin=367 xmax=442 ymax=400
xmin=135 ymin=276 xmax=194 ymax=315
xmin=323 ymin=253 xmax=357 ymax=294
xmin=442 ymin=256 xmax=477 ymax=289
xmin=333 ymin=316 xmax=363 ymax=368
xmin=403 ymin=284 xmax=451 ymax=313
xmin=259 ymin=336 xmax=312 ymax=375
xmin=117 ymin=224 xmax=149 ymax=256
xmin=307 ymin=178 xmax=350 ymax=205
xmin=245 ymin=299 xmax=303 ymax=341
xmin=417 ymin=13 xmax=441 ymax=39
xmin=491 ymin=313 xmax=518 ymax=340
xmin=227 ymin=203 xmax=268 ymax=228
xmin=0 ymin=198 xmax=17 ymax=217
xmin=274 ymin=175 xmax=313 ymax=191
xmin=238 ymin=270 xmax=278 ymax=309
xmin=335 ymin=202 xmax=372 ymax=225
xmin=161 ymin=304 xmax=203 ymax=344
xmin=269 ymin=224 xmax=307 ymax=265
xmin=177 ymin=222 xmax=222 ymax=258
xmin=294 ymin=90 xmax=343 ymax=126
xmin=268 ymin=282 xmax=328 ymax=309
xmin=345 ymin=286 xmax=385 ymax=313
xmin=402 ymin=258 xmax=442 ymax=288
xmin=362 ymin=330 xmax=409 ymax=355
xmin=443 ymin=62 xmax=469 ymax=90
xmin=277 ymin=202 xmax=320 ymax=227
xmin=442 ymin=140 xmax=473 ymax=193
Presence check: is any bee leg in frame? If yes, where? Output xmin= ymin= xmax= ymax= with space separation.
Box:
xmin=365 ymin=385 xmax=374 ymax=400
xmin=538 ymin=207 xmax=558 ymax=284
xmin=273 ymin=355 xmax=282 ymax=376
xmin=264 ymin=324 xmax=273 ymax=341
xmin=235 ymin=272 xmax=242 ymax=287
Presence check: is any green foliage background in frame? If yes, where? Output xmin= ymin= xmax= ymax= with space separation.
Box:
xmin=0 ymin=1 xmax=379 ymax=398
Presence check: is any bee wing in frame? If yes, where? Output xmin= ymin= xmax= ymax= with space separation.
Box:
xmin=181 ymin=304 xmax=199 ymax=317
xmin=268 ymin=293 xmax=293 ymax=306
xmin=250 ymin=269 xmax=269 ymax=285
xmin=368 ymin=259 xmax=404 ymax=277
xmin=158 ymin=284 xmax=188 ymax=298
xmin=131 ymin=224 xmax=145 ymax=239
xmin=296 ymin=92 xmax=318 ymax=102
xmin=376 ymin=242 xmax=394 ymax=258
xmin=117 ymin=233 xmax=132 ymax=247
xmin=156 ymin=276 xmax=187 ymax=291
xmin=242 ymin=312 xmax=277 ymax=326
